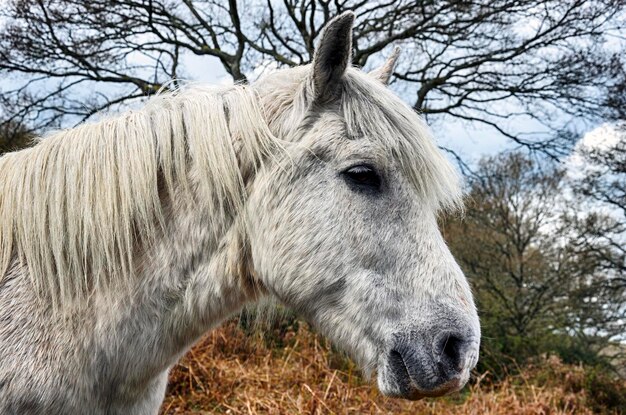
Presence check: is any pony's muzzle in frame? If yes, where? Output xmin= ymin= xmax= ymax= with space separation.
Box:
xmin=379 ymin=330 xmax=479 ymax=400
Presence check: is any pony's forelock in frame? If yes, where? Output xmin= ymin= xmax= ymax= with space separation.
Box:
xmin=341 ymin=69 xmax=464 ymax=212
xmin=259 ymin=66 xmax=464 ymax=212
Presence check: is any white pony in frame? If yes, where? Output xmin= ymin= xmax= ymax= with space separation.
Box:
xmin=0 ymin=12 xmax=479 ymax=414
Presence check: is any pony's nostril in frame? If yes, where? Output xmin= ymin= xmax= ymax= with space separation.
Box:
xmin=388 ymin=349 xmax=409 ymax=376
xmin=389 ymin=349 xmax=403 ymax=364
xmin=436 ymin=333 xmax=466 ymax=373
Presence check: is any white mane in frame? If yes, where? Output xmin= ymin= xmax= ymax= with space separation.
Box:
xmin=0 ymin=68 xmax=462 ymax=310
xmin=0 ymin=84 xmax=278 ymax=307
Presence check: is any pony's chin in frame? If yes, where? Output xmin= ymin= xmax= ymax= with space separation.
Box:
xmin=377 ymin=375 xmax=464 ymax=400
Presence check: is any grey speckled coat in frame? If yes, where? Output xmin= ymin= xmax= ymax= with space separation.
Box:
xmin=0 ymin=13 xmax=480 ymax=414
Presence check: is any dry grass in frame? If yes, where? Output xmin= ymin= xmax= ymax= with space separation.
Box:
xmin=161 ymin=321 xmax=624 ymax=415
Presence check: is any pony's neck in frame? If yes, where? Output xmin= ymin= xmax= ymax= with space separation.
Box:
xmin=90 ymin=198 xmax=260 ymax=388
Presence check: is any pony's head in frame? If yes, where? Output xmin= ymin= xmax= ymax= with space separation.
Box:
xmin=246 ymin=12 xmax=480 ymax=400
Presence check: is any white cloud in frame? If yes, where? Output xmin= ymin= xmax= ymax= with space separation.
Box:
xmin=567 ymin=123 xmax=623 ymax=180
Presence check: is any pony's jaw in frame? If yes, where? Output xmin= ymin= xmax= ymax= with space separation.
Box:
xmin=291 ymin=270 xmax=480 ymax=401
xmin=321 ymin=300 xmax=480 ymax=400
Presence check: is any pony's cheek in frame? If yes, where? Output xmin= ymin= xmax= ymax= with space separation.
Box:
xmin=246 ymin=183 xmax=343 ymax=297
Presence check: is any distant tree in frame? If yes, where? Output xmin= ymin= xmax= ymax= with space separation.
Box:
xmin=570 ymin=125 xmax=626 ymax=282
xmin=561 ymin=125 xmax=626 ymax=366
xmin=446 ymin=154 xmax=567 ymax=339
xmin=0 ymin=0 xmax=624 ymax=157
xmin=444 ymin=152 xmax=625 ymax=372
xmin=0 ymin=120 xmax=33 ymax=155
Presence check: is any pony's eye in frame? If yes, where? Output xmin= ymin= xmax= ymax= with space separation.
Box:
xmin=342 ymin=165 xmax=381 ymax=189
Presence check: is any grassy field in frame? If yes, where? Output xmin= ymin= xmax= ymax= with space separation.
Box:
xmin=160 ymin=321 xmax=626 ymax=415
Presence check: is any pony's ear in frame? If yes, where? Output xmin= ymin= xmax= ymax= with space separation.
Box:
xmin=312 ymin=12 xmax=355 ymax=102
xmin=369 ymin=47 xmax=401 ymax=85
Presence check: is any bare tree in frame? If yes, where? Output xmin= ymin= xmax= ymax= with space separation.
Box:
xmin=0 ymin=0 xmax=624 ymax=157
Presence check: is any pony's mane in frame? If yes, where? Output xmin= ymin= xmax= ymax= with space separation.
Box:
xmin=0 ymin=84 xmax=278 ymax=308
xmin=341 ymin=69 xmax=463 ymax=211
